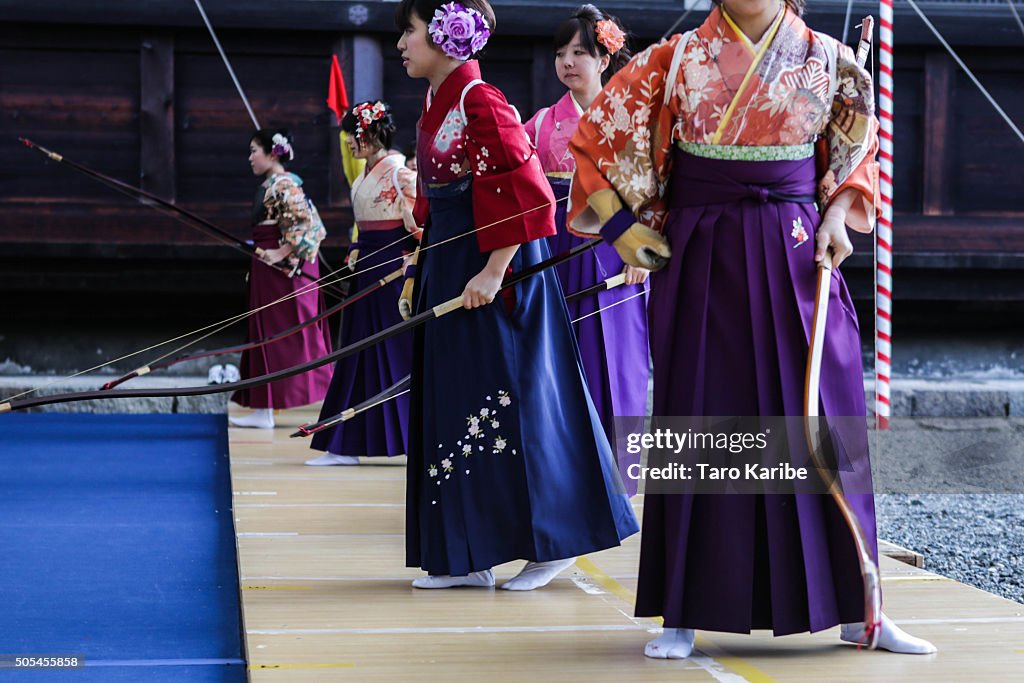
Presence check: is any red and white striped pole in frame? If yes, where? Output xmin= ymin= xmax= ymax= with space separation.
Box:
xmin=876 ymin=0 xmax=894 ymax=430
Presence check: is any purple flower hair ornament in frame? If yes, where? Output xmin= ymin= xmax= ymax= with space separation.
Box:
xmin=271 ymin=133 xmax=294 ymax=161
xmin=428 ymin=2 xmax=491 ymax=61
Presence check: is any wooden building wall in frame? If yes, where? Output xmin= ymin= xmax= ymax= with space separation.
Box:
xmin=1 ymin=0 xmax=1023 ymax=311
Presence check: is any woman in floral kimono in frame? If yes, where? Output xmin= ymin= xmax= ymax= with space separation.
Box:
xmin=306 ymin=102 xmax=419 ymax=465
xmin=568 ymin=0 xmax=935 ymax=658
xmin=395 ymin=0 xmax=638 ymax=591
xmin=524 ymin=5 xmax=649 ymax=480
xmin=230 ymin=129 xmax=333 ymax=429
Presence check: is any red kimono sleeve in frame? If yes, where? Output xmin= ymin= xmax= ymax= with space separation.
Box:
xmin=463 ymin=83 xmax=556 ymax=252
xmin=412 ymin=172 xmax=430 ymax=234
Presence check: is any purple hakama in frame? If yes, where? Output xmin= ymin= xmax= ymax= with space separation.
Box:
xmin=635 ymin=150 xmax=877 ymax=635
xmin=310 ymin=223 xmax=414 ymax=457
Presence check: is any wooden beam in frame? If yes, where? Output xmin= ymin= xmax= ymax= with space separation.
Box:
xmin=922 ymin=50 xmax=953 ymax=216
xmin=3 ymin=2 xmax=1023 ymax=46
xmin=140 ymin=32 xmax=176 ymax=201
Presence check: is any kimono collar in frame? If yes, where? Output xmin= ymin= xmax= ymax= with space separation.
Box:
xmin=421 ymin=60 xmax=483 ymax=132
xmin=262 ymin=171 xmax=303 ymax=189
xmin=563 ymin=92 xmax=585 ymax=119
xmin=700 ymin=4 xmax=799 ymax=53
xmin=363 ymin=150 xmax=402 ymax=178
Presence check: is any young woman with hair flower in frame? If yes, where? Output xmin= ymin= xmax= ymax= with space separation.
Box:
xmin=229 ymin=129 xmax=333 ymax=429
xmin=524 ymin=5 xmax=649 ymax=479
xmin=394 ymin=0 xmax=638 ymax=591
xmin=568 ymin=0 xmax=936 ymax=660
xmin=304 ymin=101 xmax=420 ymax=466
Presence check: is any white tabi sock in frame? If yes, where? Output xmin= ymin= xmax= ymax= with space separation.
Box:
xmin=500 ymin=558 xmax=576 ymax=591
xmin=411 ymin=570 xmax=494 ymax=589
xmin=644 ymin=627 xmax=695 ymax=659
xmin=228 ymin=408 xmax=274 ymax=429
xmin=841 ymin=613 xmax=937 ymax=654
xmin=304 ymin=453 xmax=360 ymax=466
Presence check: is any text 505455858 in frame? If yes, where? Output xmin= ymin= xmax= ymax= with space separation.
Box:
xmin=0 ymin=655 xmax=85 ymax=669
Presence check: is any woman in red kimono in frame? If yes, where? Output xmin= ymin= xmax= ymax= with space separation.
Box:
xmin=568 ymin=0 xmax=935 ymax=658
xmin=395 ymin=0 xmax=638 ymax=591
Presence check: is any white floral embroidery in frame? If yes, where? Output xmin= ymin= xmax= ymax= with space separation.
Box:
xmin=791 ymin=216 xmax=809 ymax=247
xmin=431 ymin=390 xmax=518 ymax=484
xmin=481 ymin=147 xmax=490 ymax=158
xmin=450 ymin=162 xmax=463 ymax=174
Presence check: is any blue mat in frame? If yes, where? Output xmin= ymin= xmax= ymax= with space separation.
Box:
xmin=0 ymin=414 xmax=245 ymax=681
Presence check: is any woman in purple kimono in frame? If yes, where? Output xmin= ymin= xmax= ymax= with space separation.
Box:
xmin=525 ymin=6 xmax=649 ymax=479
xmin=569 ymin=0 xmax=935 ymax=659
xmin=230 ymin=129 xmax=333 ymax=429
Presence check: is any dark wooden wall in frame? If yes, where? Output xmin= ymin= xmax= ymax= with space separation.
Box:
xmin=1 ymin=1 xmax=1023 ymax=308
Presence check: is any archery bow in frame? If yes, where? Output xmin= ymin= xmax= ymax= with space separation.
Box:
xmin=290 ymin=270 xmax=634 ymax=437
xmin=0 ymin=239 xmax=599 ymax=413
xmin=292 ymin=375 xmax=412 ymax=437
xmin=19 ymin=138 xmax=343 ymax=297
xmin=803 ymin=16 xmax=881 ymax=649
xmin=100 ymin=268 xmax=404 ymax=390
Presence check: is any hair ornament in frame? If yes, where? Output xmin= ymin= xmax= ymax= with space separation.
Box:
xmin=428 ymin=2 xmax=491 ymax=61
xmin=271 ymin=133 xmax=294 ymax=161
xmin=595 ymin=19 xmax=625 ymax=54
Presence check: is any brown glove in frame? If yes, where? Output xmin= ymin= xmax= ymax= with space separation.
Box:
xmin=612 ymin=223 xmax=672 ymax=270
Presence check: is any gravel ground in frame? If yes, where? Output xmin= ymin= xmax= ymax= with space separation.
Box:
xmin=876 ymin=494 xmax=1024 ymax=605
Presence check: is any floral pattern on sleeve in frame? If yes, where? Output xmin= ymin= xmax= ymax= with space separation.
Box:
xmin=568 ymin=35 xmax=685 ymax=236
xmin=265 ymin=173 xmax=327 ymax=263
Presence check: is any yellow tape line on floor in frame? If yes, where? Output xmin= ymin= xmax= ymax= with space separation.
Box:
xmin=574 ymin=556 xmax=778 ymax=683
xmin=250 ymin=662 xmax=355 ymax=669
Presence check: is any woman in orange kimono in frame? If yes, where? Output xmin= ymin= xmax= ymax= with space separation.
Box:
xmin=568 ymin=0 xmax=936 ymax=658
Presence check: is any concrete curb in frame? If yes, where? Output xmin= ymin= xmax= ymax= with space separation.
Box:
xmin=0 ymin=376 xmax=229 ymax=414
xmin=864 ymin=377 xmax=1024 ymax=417
xmin=3 ymin=375 xmax=1023 ymax=417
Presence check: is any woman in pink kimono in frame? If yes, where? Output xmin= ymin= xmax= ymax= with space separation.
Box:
xmin=524 ymin=6 xmax=649 ymax=483
xmin=568 ymin=0 xmax=935 ymax=659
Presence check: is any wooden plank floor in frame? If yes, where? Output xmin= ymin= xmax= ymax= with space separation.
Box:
xmin=229 ymin=406 xmax=1024 ymax=681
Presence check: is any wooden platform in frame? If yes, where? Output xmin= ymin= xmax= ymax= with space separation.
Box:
xmin=229 ymin=406 xmax=1024 ymax=681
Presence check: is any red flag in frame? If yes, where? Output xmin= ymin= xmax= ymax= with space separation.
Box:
xmin=326 ymin=54 xmax=349 ymax=122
